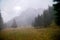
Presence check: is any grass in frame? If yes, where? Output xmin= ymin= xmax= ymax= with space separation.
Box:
xmin=0 ymin=27 xmax=60 ymax=40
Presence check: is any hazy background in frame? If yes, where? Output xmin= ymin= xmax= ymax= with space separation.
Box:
xmin=1 ymin=0 xmax=53 ymax=23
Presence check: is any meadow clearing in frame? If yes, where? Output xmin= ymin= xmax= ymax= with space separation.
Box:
xmin=0 ymin=26 xmax=60 ymax=40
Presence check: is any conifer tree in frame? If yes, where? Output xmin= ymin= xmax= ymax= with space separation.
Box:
xmin=11 ymin=19 xmax=17 ymax=28
xmin=0 ymin=10 xmax=3 ymax=30
xmin=53 ymin=0 xmax=60 ymax=26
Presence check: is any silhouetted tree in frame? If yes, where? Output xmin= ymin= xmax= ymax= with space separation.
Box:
xmin=11 ymin=19 xmax=17 ymax=28
xmin=0 ymin=10 xmax=3 ymax=30
xmin=53 ymin=0 xmax=60 ymax=26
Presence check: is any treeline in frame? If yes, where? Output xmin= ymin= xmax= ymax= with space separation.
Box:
xmin=33 ymin=0 xmax=60 ymax=28
xmin=32 ymin=6 xmax=55 ymax=28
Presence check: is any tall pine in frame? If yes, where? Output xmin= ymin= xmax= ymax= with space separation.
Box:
xmin=53 ymin=0 xmax=60 ymax=26
xmin=0 ymin=10 xmax=3 ymax=30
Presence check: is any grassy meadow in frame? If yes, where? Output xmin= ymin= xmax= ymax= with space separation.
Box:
xmin=0 ymin=26 xmax=60 ymax=40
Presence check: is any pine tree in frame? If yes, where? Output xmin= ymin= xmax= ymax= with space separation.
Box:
xmin=53 ymin=0 xmax=60 ymax=26
xmin=32 ymin=14 xmax=43 ymax=28
xmin=11 ymin=19 xmax=17 ymax=28
xmin=43 ymin=10 xmax=48 ymax=27
xmin=0 ymin=10 xmax=3 ymax=30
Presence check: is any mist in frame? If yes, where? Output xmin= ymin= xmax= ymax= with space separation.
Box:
xmin=1 ymin=0 xmax=53 ymax=22
xmin=0 ymin=0 xmax=54 ymax=27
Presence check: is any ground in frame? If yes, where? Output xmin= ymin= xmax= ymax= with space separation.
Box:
xmin=0 ymin=27 xmax=60 ymax=40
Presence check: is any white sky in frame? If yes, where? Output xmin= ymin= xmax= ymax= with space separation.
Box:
xmin=0 ymin=0 xmax=53 ymax=23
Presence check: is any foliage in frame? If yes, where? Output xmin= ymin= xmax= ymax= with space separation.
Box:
xmin=53 ymin=0 xmax=60 ymax=26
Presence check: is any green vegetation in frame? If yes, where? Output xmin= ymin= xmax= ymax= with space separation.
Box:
xmin=0 ymin=27 xmax=60 ymax=40
xmin=53 ymin=0 xmax=60 ymax=26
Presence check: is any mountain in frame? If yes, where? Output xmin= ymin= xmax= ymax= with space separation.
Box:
xmin=6 ymin=8 xmax=43 ymax=28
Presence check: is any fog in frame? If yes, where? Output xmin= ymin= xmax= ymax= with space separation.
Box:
xmin=1 ymin=0 xmax=53 ymax=22
xmin=0 ymin=0 xmax=54 ymax=27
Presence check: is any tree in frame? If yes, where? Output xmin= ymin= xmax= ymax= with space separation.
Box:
xmin=32 ymin=15 xmax=39 ymax=27
xmin=43 ymin=10 xmax=48 ymax=27
xmin=53 ymin=0 xmax=60 ymax=26
xmin=32 ymin=6 xmax=54 ymax=28
xmin=32 ymin=14 xmax=43 ymax=28
xmin=11 ymin=19 xmax=17 ymax=28
xmin=43 ymin=7 xmax=54 ymax=27
xmin=0 ymin=10 xmax=3 ymax=30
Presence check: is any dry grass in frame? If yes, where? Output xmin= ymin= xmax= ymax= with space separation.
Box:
xmin=0 ymin=27 xmax=60 ymax=40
